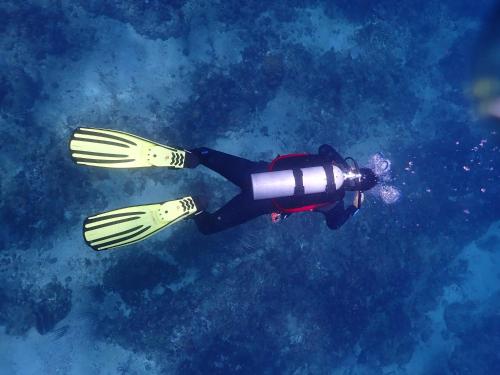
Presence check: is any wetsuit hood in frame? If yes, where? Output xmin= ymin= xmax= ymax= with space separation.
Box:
xmin=343 ymin=167 xmax=378 ymax=191
xmin=358 ymin=167 xmax=378 ymax=191
xmin=342 ymin=156 xmax=378 ymax=191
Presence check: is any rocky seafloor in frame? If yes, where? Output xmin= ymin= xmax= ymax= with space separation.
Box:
xmin=0 ymin=0 xmax=499 ymax=374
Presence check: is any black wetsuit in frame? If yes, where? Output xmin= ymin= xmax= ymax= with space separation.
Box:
xmin=191 ymin=144 xmax=359 ymax=234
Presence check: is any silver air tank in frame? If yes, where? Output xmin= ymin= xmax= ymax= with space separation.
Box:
xmin=251 ymin=165 xmax=345 ymax=200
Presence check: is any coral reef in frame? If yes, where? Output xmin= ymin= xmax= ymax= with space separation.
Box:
xmin=103 ymin=252 xmax=180 ymax=305
xmin=0 ymin=280 xmax=71 ymax=336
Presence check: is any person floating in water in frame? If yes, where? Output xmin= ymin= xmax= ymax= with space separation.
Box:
xmin=69 ymin=127 xmax=378 ymax=251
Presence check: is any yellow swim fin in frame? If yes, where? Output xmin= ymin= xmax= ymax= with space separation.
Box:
xmin=70 ymin=127 xmax=192 ymax=169
xmin=83 ymin=196 xmax=199 ymax=251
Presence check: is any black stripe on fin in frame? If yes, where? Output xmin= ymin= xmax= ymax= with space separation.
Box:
xmin=71 ymin=150 xmax=130 ymax=158
xmin=74 ymin=157 xmax=135 ymax=164
xmin=95 ymin=225 xmax=152 ymax=250
xmin=89 ymin=225 xmax=144 ymax=245
xmin=86 ymin=211 xmax=145 ymax=224
xmin=72 ymin=136 xmax=131 ymax=148
xmin=76 ymin=128 xmax=137 ymax=146
xmin=85 ymin=216 xmax=142 ymax=232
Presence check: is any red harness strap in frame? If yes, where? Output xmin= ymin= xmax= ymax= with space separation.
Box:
xmin=268 ymin=153 xmax=309 ymax=171
xmin=269 ymin=153 xmax=330 ymax=214
xmin=274 ymin=201 xmax=329 ymax=214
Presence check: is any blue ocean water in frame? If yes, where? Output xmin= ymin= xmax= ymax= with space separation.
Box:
xmin=0 ymin=1 xmax=499 ymax=374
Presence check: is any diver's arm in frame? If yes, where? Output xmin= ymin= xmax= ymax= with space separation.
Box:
xmin=318 ymin=144 xmax=349 ymax=169
xmin=323 ymin=200 xmax=358 ymax=230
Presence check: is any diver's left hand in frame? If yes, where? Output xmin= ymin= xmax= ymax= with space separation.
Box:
xmin=353 ymin=192 xmax=365 ymax=209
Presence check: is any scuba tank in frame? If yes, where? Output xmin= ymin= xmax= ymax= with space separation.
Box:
xmin=251 ymin=164 xmax=345 ymax=200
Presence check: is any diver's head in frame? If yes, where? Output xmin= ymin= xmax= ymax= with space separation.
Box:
xmin=358 ymin=168 xmax=378 ymax=191
xmin=343 ymin=167 xmax=378 ymax=191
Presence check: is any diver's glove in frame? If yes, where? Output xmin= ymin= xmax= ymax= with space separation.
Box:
xmin=271 ymin=212 xmax=290 ymax=223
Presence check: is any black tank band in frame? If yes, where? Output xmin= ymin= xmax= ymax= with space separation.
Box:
xmin=293 ymin=169 xmax=305 ymax=195
xmin=323 ymin=164 xmax=336 ymax=193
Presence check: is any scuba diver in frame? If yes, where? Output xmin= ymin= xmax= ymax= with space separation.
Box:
xmin=69 ymin=127 xmax=379 ymax=251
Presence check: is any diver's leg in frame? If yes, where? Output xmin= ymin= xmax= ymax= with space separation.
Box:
xmin=191 ymin=147 xmax=266 ymax=188
xmin=193 ymin=193 xmax=271 ymax=235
